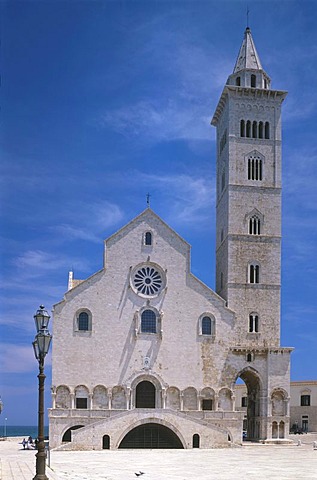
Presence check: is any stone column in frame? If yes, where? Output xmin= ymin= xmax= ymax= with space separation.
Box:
xmin=180 ymin=392 xmax=184 ymax=411
xmin=89 ymin=393 xmax=93 ymax=410
xmin=126 ymin=388 xmax=131 ymax=410
xmin=162 ymin=389 xmax=166 ymax=409
xmin=70 ymin=393 xmax=75 ymax=410
xmin=51 ymin=391 xmax=56 ymax=409
xmin=108 ymin=388 xmax=112 ymax=410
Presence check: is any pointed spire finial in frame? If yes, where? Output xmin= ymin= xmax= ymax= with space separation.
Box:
xmin=146 ymin=193 xmax=151 ymax=208
xmin=246 ymin=5 xmax=250 ymax=29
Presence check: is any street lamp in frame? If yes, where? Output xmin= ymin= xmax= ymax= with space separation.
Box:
xmin=32 ymin=305 xmax=52 ymax=480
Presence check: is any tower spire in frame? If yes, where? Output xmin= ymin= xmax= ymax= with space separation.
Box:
xmin=233 ymin=27 xmax=262 ymax=73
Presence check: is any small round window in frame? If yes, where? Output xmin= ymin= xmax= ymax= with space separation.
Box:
xmin=131 ymin=263 xmax=165 ymax=297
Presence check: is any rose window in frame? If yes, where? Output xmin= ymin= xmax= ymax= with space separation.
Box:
xmin=132 ymin=265 xmax=164 ymax=296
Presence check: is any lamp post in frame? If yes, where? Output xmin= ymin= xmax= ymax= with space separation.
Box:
xmin=32 ymin=305 xmax=52 ymax=480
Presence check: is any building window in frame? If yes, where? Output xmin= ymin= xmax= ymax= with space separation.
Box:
xmin=300 ymin=395 xmax=311 ymax=406
xmin=200 ymin=315 xmax=215 ymax=336
xmin=251 ymin=74 xmax=256 ymax=87
xmin=249 ymin=313 xmax=259 ymax=332
xmin=265 ymin=122 xmax=270 ymax=139
xmin=252 ymin=121 xmax=257 ymax=138
xmin=249 ymin=215 xmax=261 ymax=235
xmin=76 ymin=398 xmax=88 ymax=409
xmin=144 ymin=231 xmax=152 ymax=246
xmin=236 ymin=76 xmax=241 ymax=86
xmin=259 ymin=121 xmax=264 ymax=139
xmin=202 ymin=399 xmax=213 ymax=410
xmin=202 ymin=317 xmax=212 ymax=335
xmin=249 ymin=264 xmax=260 ymax=284
xmin=76 ymin=310 xmax=91 ymax=332
xmin=242 ymin=396 xmax=248 ymax=407
xmin=141 ymin=309 xmax=157 ymax=333
xmin=248 ymin=156 xmax=263 ymax=181
xmin=246 ymin=120 xmax=251 ymax=138
xmin=240 ymin=120 xmax=245 ymax=137
xmin=78 ymin=312 xmax=89 ymax=331
xmin=132 ymin=264 xmax=164 ymax=297
xmin=246 ymin=353 xmax=252 ymax=362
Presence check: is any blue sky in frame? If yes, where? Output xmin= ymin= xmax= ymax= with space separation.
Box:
xmin=0 ymin=0 xmax=316 ymax=426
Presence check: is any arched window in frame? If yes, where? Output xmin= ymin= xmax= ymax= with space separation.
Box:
xmin=246 ymin=120 xmax=251 ymax=138
xmin=251 ymin=74 xmax=256 ymax=88
xmin=249 ymin=313 xmax=259 ymax=333
xmin=247 ymin=353 xmax=252 ymax=362
xmin=144 ymin=231 xmax=152 ymax=246
xmin=258 ymin=121 xmax=264 ymax=139
xmin=249 ymin=215 xmax=261 ymax=235
xmin=75 ymin=310 xmax=92 ymax=332
xmin=202 ymin=316 xmax=212 ymax=335
xmin=236 ymin=77 xmax=241 ymax=86
xmin=249 ymin=264 xmax=260 ymax=284
xmin=200 ymin=315 xmax=215 ymax=336
xmin=252 ymin=121 xmax=257 ymax=138
xmin=141 ymin=309 xmax=157 ymax=333
xmin=240 ymin=120 xmax=245 ymax=137
xmin=265 ymin=122 xmax=270 ymax=139
xmin=78 ymin=312 xmax=89 ymax=331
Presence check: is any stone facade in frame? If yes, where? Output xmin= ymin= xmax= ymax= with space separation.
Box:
xmin=236 ymin=381 xmax=317 ymax=434
xmin=49 ymin=28 xmax=292 ymax=450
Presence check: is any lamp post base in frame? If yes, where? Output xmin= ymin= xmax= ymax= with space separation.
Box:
xmin=33 ymin=449 xmax=48 ymax=480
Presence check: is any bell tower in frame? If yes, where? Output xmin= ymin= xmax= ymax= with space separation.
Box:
xmin=212 ymin=28 xmax=287 ymax=347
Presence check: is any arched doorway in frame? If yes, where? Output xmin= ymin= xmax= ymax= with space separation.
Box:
xmin=119 ymin=423 xmax=184 ymax=449
xmin=192 ymin=434 xmax=200 ymax=448
xmin=102 ymin=434 xmax=110 ymax=449
xmin=62 ymin=425 xmax=84 ymax=442
xmin=234 ymin=368 xmax=262 ymax=441
xmin=136 ymin=381 xmax=155 ymax=408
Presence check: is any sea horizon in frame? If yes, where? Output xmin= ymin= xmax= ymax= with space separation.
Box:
xmin=1 ymin=425 xmax=49 ymax=439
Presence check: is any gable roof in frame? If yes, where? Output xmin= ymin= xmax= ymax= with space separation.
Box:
xmin=105 ymin=208 xmax=190 ymax=247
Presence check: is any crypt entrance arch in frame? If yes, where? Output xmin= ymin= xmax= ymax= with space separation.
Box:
xmin=234 ymin=367 xmax=263 ymax=441
xmin=118 ymin=420 xmax=185 ymax=449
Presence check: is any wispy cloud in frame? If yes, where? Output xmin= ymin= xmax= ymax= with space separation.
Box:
xmin=50 ymin=200 xmax=124 ymax=243
xmin=137 ymin=172 xmax=215 ymax=226
xmin=0 ymin=344 xmax=51 ymax=374
xmin=97 ymin=99 xmax=212 ymax=143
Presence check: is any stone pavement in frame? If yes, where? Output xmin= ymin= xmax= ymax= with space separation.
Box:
xmin=1 ymin=435 xmax=317 ymax=480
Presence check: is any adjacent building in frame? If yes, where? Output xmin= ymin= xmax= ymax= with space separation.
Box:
xmin=49 ymin=27 xmax=293 ymax=450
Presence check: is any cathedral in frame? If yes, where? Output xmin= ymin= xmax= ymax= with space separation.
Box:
xmin=49 ymin=27 xmax=292 ymax=449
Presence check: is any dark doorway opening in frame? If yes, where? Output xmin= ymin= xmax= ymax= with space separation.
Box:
xmin=136 ymin=381 xmax=156 ymax=408
xmin=119 ymin=423 xmax=183 ymax=449
xmin=102 ymin=434 xmax=110 ymax=449
xmin=192 ymin=434 xmax=200 ymax=448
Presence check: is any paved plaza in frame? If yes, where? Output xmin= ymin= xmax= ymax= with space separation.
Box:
xmin=1 ymin=436 xmax=317 ymax=480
